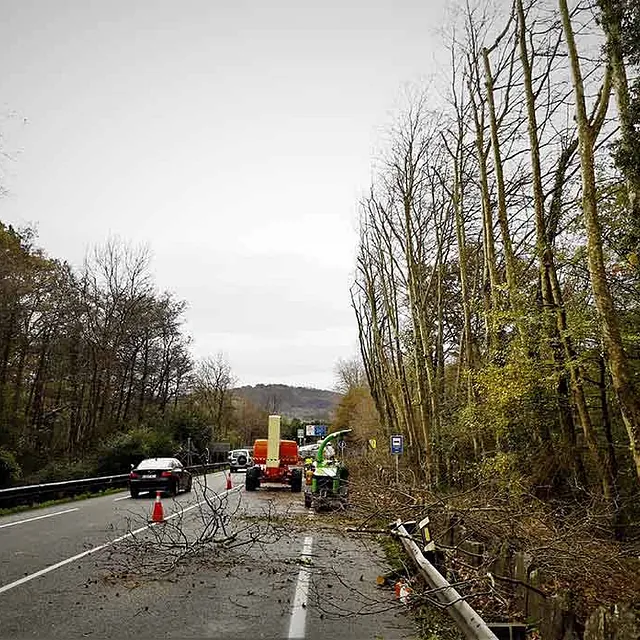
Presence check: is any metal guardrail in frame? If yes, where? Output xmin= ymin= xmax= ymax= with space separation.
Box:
xmin=0 ymin=463 xmax=229 ymax=510
xmin=391 ymin=519 xmax=499 ymax=640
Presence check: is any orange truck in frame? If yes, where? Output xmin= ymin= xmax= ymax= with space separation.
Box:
xmin=244 ymin=415 xmax=303 ymax=492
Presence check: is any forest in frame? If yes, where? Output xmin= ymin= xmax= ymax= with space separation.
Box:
xmin=0 ymin=230 xmax=277 ymax=486
xmin=344 ymin=0 xmax=640 ymax=531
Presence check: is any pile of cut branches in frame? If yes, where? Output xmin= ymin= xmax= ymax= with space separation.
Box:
xmin=345 ymin=464 xmax=640 ymax=626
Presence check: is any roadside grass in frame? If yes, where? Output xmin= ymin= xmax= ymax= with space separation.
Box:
xmin=0 ymin=487 xmax=125 ymax=517
xmin=413 ymin=605 xmax=466 ymax=640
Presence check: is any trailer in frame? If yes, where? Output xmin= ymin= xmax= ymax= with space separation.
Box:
xmin=245 ymin=415 xmax=303 ymax=492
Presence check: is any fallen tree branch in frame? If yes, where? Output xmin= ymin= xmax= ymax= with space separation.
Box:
xmin=487 ymin=572 xmax=549 ymax=598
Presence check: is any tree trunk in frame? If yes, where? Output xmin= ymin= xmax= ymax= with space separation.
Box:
xmin=598 ymin=0 xmax=640 ymax=221
xmin=560 ymin=0 xmax=640 ymax=485
xmin=471 ymin=98 xmax=500 ymax=352
xmin=482 ymin=46 xmax=518 ymax=308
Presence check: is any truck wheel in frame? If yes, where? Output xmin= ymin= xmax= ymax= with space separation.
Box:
xmin=290 ymin=469 xmax=302 ymax=493
xmin=245 ymin=467 xmax=259 ymax=491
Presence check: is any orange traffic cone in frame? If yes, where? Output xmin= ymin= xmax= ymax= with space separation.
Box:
xmin=226 ymin=473 xmax=233 ymax=490
xmin=394 ymin=580 xmax=413 ymax=605
xmin=151 ymin=491 xmax=165 ymax=523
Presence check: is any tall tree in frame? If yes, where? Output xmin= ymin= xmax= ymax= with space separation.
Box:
xmin=559 ymin=0 xmax=640 ymax=483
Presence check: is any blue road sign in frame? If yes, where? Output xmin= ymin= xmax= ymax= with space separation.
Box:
xmin=390 ymin=434 xmax=404 ymax=455
xmin=315 ymin=425 xmax=328 ymax=437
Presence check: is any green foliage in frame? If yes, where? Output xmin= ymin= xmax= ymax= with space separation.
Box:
xmin=152 ymin=407 xmax=212 ymax=452
xmin=0 ymin=448 xmax=22 ymax=488
xmin=476 ymin=451 xmax=524 ymax=490
xmin=280 ymin=416 xmax=303 ymax=440
xmin=23 ymin=458 xmax=97 ymax=485
xmin=0 ymin=227 xmax=203 ymax=483
xmin=439 ymin=351 xmax=562 ymax=490
xmin=378 ymin=535 xmax=407 ymax=574
xmin=472 ymin=355 xmax=556 ymax=447
xmin=96 ymin=427 xmax=176 ymax=475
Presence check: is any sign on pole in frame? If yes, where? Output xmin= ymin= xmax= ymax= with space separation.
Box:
xmin=297 ymin=428 xmax=304 ymax=439
xmin=390 ymin=434 xmax=403 ymax=485
xmin=390 ymin=435 xmax=404 ymax=455
xmin=305 ymin=424 xmax=315 ymax=437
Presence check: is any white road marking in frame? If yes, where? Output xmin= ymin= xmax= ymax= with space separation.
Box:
xmin=287 ymin=536 xmax=314 ymax=639
xmin=0 ymin=508 xmax=79 ymax=530
xmin=0 ymin=487 xmax=235 ymax=596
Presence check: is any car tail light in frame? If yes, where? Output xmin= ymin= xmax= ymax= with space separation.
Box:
xmin=129 ymin=472 xmax=139 ymax=479
xmin=161 ymin=471 xmax=173 ymax=477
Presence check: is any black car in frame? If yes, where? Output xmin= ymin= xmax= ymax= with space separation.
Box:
xmin=129 ymin=457 xmax=192 ymax=498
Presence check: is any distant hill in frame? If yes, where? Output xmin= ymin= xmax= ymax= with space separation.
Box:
xmin=234 ymin=384 xmax=342 ymax=422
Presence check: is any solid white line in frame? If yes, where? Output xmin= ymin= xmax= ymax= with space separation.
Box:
xmin=0 ymin=508 xmax=79 ymax=530
xmin=287 ymin=536 xmax=314 ymax=639
xmin=0 ymin=490 xmax=232 ymax=596
xmin=113 ymin=495 xmax=130 ymax=502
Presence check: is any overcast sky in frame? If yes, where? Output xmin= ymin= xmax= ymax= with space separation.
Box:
xmin=1 ymin=0 xmax=448 ymax=391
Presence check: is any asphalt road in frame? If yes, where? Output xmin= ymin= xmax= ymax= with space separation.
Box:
xmin=0 ymin=471 xmax=418 ymax=639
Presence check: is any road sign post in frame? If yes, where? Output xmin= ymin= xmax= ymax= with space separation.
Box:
xmin=390 ymin=435 xmax=403 ymax=485
xmin=390 ymin=435 xmax=403 ymax=454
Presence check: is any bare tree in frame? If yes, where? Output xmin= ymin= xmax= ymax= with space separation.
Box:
xmin=333 ymin=356 xmax=368 ymax=394
xmin=193 ymin=353 xmax=236 ymax=442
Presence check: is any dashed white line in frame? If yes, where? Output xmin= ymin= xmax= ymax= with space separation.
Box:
xmin=287 ymin=536 xmax=314 ymax=639
xmin=0 ymin=508 xmax=79 ymax=530
xmin=0 ymin=487 xmax=237 ymax=596
xmin=113 ymin=495 xmax=130 ymax=502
